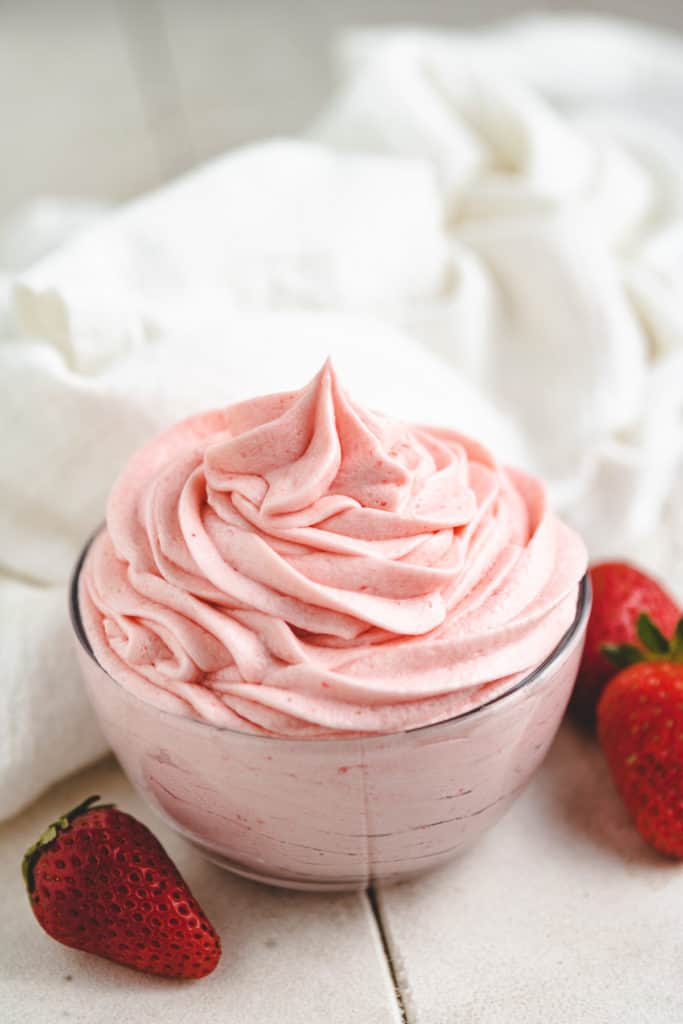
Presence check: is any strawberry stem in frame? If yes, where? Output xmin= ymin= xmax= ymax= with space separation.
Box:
xmin=636 ymin=613 xmax=669 ymax=655
xmin=673 ymin=619 xmax=683 ymax=660
xmin=603 ymin=614 xmax=683 ymax=670
xmin=602 ymin=643 xmax=644 ymax=670
xmin=21 ymin=795 xmax=114 ymax=894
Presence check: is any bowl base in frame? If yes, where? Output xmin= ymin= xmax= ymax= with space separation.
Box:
xmin=193 ymin=843 xmax=370 ymax=891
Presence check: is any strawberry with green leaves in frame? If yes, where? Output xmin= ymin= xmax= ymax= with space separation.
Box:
xmin=23 ymin=795 xmax=221 ymax=979
xmin=572 ymin=561 xmax=680 ymax=726
xmin=598 ymin=614 xmax=683 ymax=858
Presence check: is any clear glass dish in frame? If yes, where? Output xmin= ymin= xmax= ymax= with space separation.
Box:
xmin=70 ymin=536 xmax=590 ymax=891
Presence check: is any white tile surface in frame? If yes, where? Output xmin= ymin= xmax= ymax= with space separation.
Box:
xmin=0 ymin=758 xmax=401 ymax=1024
xmin=4 ymin=676 xmax=683 ymax=1024
xmin=376 ymin=723 xmax=683 ymax=1024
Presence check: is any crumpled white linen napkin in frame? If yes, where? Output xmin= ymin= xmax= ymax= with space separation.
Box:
xmin=313 ymin=16 xmax=683 ymax=556
xmin=2 ymin=15 xmax=683 ymax=819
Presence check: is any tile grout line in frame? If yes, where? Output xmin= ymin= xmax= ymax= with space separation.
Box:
xmin=367 ymin=884 xmax=410 ymax=1024
xmin=114 ymin=0 xmax=195 ymax=183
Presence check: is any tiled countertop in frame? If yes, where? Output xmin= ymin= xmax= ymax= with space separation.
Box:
xmin=3 ymin=723 xmax=682 ymax=1024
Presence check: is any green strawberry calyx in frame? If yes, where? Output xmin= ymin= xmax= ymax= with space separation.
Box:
xmin=21 ymin=794 xmax=113 ymax=895
xmin=602 ymin=614 xmax=683 ymax=671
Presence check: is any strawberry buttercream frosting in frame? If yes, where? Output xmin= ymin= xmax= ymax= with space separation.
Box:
xmin=80 ymin=360 xmax=587 ymax=736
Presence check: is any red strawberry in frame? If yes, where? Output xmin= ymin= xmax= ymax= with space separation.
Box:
xmin=22 ymin=795 xmax=221 ymax=979
xmin=571 ymin=561 xmax=680 ymax=727
xmin=597 ymin=614 xmax=683 ymax=857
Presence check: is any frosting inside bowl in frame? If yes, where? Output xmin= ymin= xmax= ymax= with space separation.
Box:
xmin=80 ymin=360 xmax=587 ymax=736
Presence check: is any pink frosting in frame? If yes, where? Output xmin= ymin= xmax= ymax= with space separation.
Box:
xmin=80 ymin=360 xmax=587 ymax=736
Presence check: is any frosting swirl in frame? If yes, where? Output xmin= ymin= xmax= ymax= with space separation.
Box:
xmin=80 ymin=360 xmax=587 ymax=736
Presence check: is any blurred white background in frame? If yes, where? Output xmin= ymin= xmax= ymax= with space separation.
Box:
xmin=2 ymin=0 xmax=683 ymax=219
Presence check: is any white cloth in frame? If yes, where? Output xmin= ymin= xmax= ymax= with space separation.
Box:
xmin=2 ymin=15 xmax=683 ymax=819
xmin=313 ymin=18 xmax=683 ymax=552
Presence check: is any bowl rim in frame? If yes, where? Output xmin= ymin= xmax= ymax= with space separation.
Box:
xmin=70 ymin=530 xmax=591 ymax=745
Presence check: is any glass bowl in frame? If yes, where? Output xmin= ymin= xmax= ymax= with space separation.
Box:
xmin=70 ymin=536 xmax=590 ymax=891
